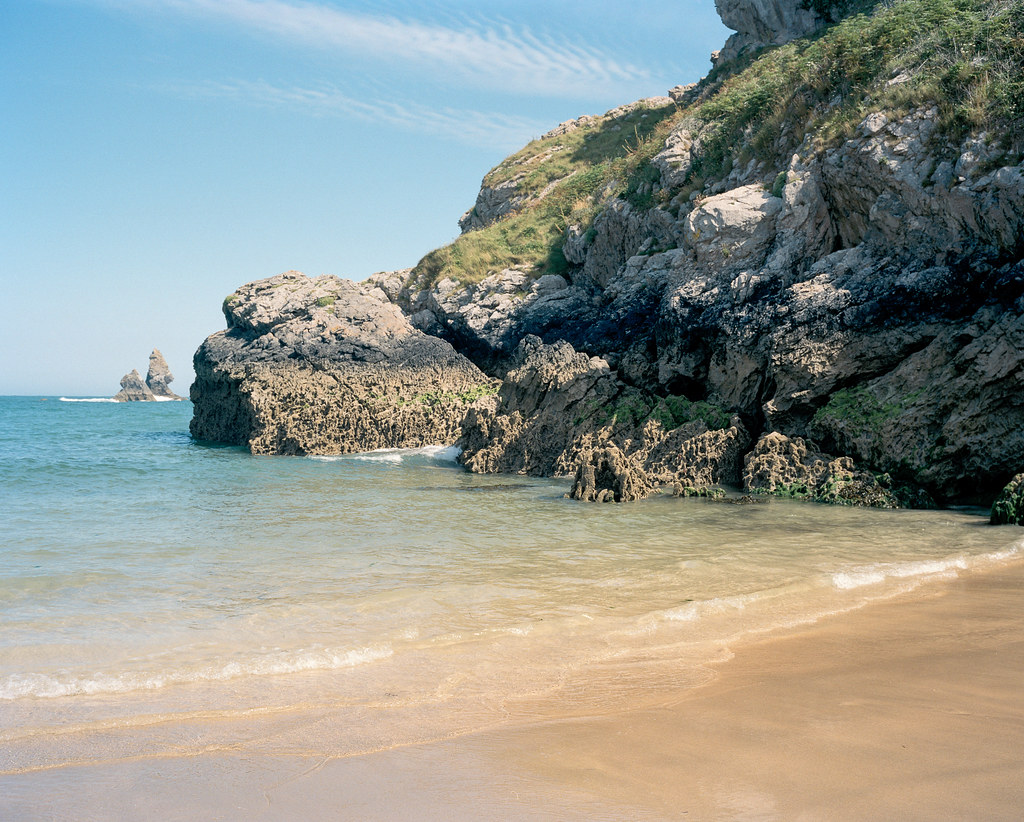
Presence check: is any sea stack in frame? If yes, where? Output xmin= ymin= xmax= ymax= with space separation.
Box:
xmin=113 ymin=349 xmax=184 ymax=401
xmin=113 ymin=369 xmax=155 ymax=402
xmin=146 ymin=349 xmax=183 ymax=399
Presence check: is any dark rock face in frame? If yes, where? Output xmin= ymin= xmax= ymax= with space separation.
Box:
xmin=189 ymin=272 xmax=495 ymax=454
xmin=457 ymin=336 xmax=752 ymax=501
xmin=113 ymin=369 xmax=155 ymax=402
xmin=991 ymin=474 xmax=1024 ymax=525
xmin=387 ymin=105 xmax=1024 ymax=506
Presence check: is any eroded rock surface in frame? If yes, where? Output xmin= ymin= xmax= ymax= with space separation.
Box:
xmin=569 ymin=444 xmax=654 ymax=502
xmin=458 ymin=336 xmax=751 ymax=500
xmin=146 ymin=349 xmax=183 ymax=399
xmin=114 ymin=369 xmax=155 ymax=402
xmin=715 ymin=0 xmax=828 ymax=63
xmin=743 ymin=432 xmax=902 ymax=508
xmin=190 ymin=272 xmax=495 ymax=454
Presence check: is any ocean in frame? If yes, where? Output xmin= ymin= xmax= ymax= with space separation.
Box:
xmin=1 ymin=395 xmax=1021 ymax=784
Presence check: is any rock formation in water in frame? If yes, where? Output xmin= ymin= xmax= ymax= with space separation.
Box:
xmin=114 ymin=349 xmax=184 ymax=401
xmin=189 ymin=0 xmax=1024 ymax=514
xmin=189 ymin=272 xmax=495 ymax=454
xmin=113 ymin=369 xmax=155 ymax=402
xmin=146 ymin=349 xmax=183 ymax=399
xmin=569 ymin=443 xmax=654 ymax=503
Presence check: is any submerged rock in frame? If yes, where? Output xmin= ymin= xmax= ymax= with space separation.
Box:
xmin=189 ymin=271 xmax=495 ymax=455
xmin=990 ymin=474 xmax=1024 ymax=525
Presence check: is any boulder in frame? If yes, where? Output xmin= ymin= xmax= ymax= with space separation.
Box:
xmin=743 ymin=432 xmax=902 ymax=508
xmin=189 ymin=271 xmax=495 ymax=454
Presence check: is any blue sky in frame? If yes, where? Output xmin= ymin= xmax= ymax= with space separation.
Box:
xmin=1 ymin=0 xmax=729 ymax=395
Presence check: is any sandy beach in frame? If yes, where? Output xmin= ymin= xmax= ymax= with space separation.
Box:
xmin=7 ymin=554 xmax=1023 ymax=821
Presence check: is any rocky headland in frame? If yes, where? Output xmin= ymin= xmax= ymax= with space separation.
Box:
xmin=190 ymin=0 xmax=1024 ymax=522
xmin=114 ymin=349 xmax=184 ymax=401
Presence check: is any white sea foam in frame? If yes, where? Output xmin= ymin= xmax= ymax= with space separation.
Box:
xmin=58 ymin=397 xmax=118 ymax=403
xmin=831 ymin=542 xmax=1022 ymax=590
xmin=0 ymin=645 xmax=392 ymax=700
xmin=664 ymin=593 xmax=754 ymax=622
xmin=312 ymin=445 xmax=462 ymax=464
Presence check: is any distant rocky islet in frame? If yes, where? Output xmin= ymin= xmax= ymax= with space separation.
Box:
xmin=188 ymin=0 xmax=1024 ymax=524
xmin=114 ymin=349 xmax=184 ymax=402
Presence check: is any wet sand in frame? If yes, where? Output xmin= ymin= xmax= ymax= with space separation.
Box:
xmin=5 ymin=559 xmax=1024 ymax=820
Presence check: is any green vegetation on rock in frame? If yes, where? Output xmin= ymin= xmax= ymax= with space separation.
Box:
xmin=408 ymin=0 xmax=1022 ymax=291
xmin=598 ymin=390 xmax=732 ymax=431
xmin=410 ymin=100 xmax=682 ymax=288
xmin=415 ymin=384 xmax=500 ymax=408
xmin=990 ymin=472 xmax=1024 ymax=524
xmin=812 ymin=385 xmax=924 ymax=431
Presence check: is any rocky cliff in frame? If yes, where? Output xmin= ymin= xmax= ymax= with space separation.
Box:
xmin=190 ymin=0 xmax=1024 ymax=517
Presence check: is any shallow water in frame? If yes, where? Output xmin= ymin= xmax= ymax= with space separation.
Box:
xmin=1 ymin=396 xmax=1020 ymax=776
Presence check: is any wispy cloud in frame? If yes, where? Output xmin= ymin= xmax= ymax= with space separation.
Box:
xmin=99 ymin=0 xmax=649 ymax=97
xmin=177 ymin=78 xmax=549 ymax=147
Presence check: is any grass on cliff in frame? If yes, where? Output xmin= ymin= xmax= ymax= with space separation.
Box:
xmin=410 ymin=0 xmax=1023 ymax=289
xmin=410 ymin=100 xmax=683 ymax=288
xmin=684 ymin=0 xmax=1024 ymax=183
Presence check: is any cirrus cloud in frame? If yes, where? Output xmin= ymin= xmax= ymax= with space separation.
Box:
xmin=96 ymin=0 xmax=650 ymax=97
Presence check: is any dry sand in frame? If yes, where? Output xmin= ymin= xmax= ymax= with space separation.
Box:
xmin=5 ymin=559 xmax=1024 ymax=820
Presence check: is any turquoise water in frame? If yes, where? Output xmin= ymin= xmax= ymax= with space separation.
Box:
xmin=1 ymin=395 xmax=1021 ymax=774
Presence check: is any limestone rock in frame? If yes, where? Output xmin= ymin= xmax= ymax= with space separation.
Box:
xmin=459 ymin=336 xmax=621 ymax=476
xmin=683 ymin=184 xmax=783 ymax=275
xmin=644 ymin=418 xmax=751 ymax=487
xmin=652 ymin=123 xmax=695 ymax=190
xmin=458 ymin=336 xmax=747 ymax=495
xmin=715 ymin=0 xmax=827 ymax=64
xmin=190 ymin=271 xmax=495 ymax=454
xmin=145 ymin=349 xmax=182 ymax=399
xmin=569 ymin=444 xmax=654 ymax=503
xmin=113 ymin=369 xmax=155 ymax=402
xmin=990 ymin=474 xmax=1024 ymax=525
xmin=743 ymin=432 xmax=902 ymax=508
xmin=382 ymin=268 xmax=580 ymax=365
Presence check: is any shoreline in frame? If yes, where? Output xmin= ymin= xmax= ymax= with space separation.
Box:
xmin=5 ymin=551 xmax=1024 ymax=820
